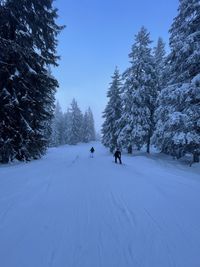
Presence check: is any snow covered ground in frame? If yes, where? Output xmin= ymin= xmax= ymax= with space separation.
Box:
xmin=0 ymin=142 xmax=200 ymax=267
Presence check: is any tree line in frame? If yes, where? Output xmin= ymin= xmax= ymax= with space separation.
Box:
xmin=102 ymin=0 xmax=200 ymax=163
xmin=50 ymin=99 xmax=96 ymax=147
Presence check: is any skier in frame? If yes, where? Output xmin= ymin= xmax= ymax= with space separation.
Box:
xmin=90 ymin=147 xmax=95 ymax=158
xmin=114 ymin=148 xmax=122 ymax=164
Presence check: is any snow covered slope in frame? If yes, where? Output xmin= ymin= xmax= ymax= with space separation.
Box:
xmin=0 ymin=142 xmax=200 ymax=267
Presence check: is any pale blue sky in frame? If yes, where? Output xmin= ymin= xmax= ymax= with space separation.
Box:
xmin=53 ymin=0 xmax=179 ymax=131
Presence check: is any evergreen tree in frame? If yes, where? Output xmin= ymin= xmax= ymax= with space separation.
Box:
xmin=155 ymin=76 xmax=200 ymax=161
xmin=49 ymin=103 xmax=96 ymax=146
xmin=87 ymin=107 xmax=96 ymax=141
xmin=169 ymin=0 xmax=200 ymax=84
xmin=50 ymin=101 xmax=64 ymax=147
xmin=118 ymin=27 xmax=157 ymax=153
xmin=82 ymin=108 xmax=96 ymax=143
xmin=62 ymin=108 xmax=71 ymax=145
xmin=117 ymin=70 xmax=136 ymax=154
xmin=82 ymin=111 xmax=90 ymax=143
xmin=153 ymin=37 xmax=166 ymax=91
xmin=102 ymin=67 xmax=122 ymax=152
xmin=0 ymin=0 xmax=63 ymax=162
xmin=67 ymin=99 xmax=83 ymax=145
xmin=154 ymin=0 xmax=200 ymax=162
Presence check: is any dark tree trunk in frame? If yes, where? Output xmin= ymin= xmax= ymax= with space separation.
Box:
xmin=1 ymin=151 xmax=9 ymax=164
xmin=193 ymin=152 xmax=199 ymax=163
xmin=127 ymin=145 xmax=132 ymax=154
xmin=147 ymin=134 xmax=151 ymax=154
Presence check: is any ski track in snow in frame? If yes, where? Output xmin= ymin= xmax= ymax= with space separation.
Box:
xmin=0 ymin=142 xmax=200 ymax=267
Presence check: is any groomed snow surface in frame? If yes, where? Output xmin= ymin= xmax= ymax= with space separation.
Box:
xmin=0 ymin=142 xmax=200 ymax=267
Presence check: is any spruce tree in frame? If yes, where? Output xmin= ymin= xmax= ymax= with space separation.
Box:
xmin=155 ymin=77 xmax=200 ymax=161
xmin=82 ymin=111 xmax=90 ymax=143
xmin=102 ymin=67 xmax=122 ymax=152
xmin=62 ymin=108 xmax=71 ymax=145
xmin=119 ymin=27 xmax=157 ymax=153
xmin=82 ymin=107 xmax=96 ymax=143
xmin=67 ymin=99 xmax=83 ymax=145
xmin=87 ymin=107 xmax=96 ymax=141
xmin=117 ymin=70 xmax=136 ymax=154
xmin=154 ymin=0 xmax=200 ymax=161
xmin=50 ymin=101 xmax=64 ymax=147
xmin=0 ymin=0 xmax=63 ymax=162
xmin=153 ymin=37 xmax=166 ymax=91
xmin=169 ymin=0 xmax=200 ymax=84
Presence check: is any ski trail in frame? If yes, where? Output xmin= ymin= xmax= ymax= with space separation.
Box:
xmin=110 ymin=191 xmax=137 ymax=229
xmin=49 ymin=250 xmax=56 ymax=267
xmin=97 ymin=229 xmax=103 ymax=267
xmin=0 ymin=201 xmax=15 ymax=225
xmin=0 ymin=142 xmax=200 ymax=267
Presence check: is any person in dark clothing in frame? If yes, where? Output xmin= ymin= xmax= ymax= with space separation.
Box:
xmin=90 ymin=147 xmax=95 ymax=158
xmin=114 ymin=148 xmax=122 ymax=164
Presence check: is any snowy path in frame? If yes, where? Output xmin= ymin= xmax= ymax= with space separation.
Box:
xmin=0 ymin=142 xmax=200 ymax=267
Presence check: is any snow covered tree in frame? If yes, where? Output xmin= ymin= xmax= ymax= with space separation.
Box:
xmin=169 ymin=0 xmax=200 ymax=84
xmin=118 ymin=27 xmax=157 ymax=153
xmin=87 ymin=107 xmax=96 ymax=141
xmin=82 ymin=107 xmax=96 ymax=143
xmin=67 ymin=99 xmax=83 ymax=145
xmin=153 ymin=37 xmax=166 ymax=91
xmin=0 ymin=0 xmax=63 ymax=163
xmin=82 ymin=111 xmax=90 ymax=143
xmin=49 ymin=101 xmax=96 ymax=146
xmin=50 ymin=101 xmax=64 ymax=147
xmin=102 ymin=67 xmax=122 ymax=152
xmin=154 ymin=0 xmax=200 ymax=162
xmin=62 ymin=108 xmax=71 ymax=145
xmin=117 ymin=70 xmax=136 ymax=154
xmin=155 ymin=76 xmax=200 ymax=162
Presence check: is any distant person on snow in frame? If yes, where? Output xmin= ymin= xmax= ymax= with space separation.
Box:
xmin=90 ymin=147 xmax=95 ymax=158
xmin=114 ymin=148 xmax=122 ymax=164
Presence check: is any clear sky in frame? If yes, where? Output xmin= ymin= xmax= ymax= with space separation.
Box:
xmin=53 ymin=0 xmax=179 ymax=131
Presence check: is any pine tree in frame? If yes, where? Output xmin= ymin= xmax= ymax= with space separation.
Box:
xmin=82 ymin=108 xmax=96 ymax=143
xmin=50 ymin=101 xmax=64 ymax=147
xmin=102 ymin=67 xmax=122 ymax=152
xmin=0 ymin=0 xmax=63 ymax=162
xmin=118 ymin=27 xmax=157 ymax=153
xmin=154 ymin=0 xmax=200 ymax=162
xmin=87 ymin=107 xmax=96 ymax=141
xmin=117 ymin=70 xmax=136 ymax=154
xmin=67 ymin=99 xmax=83 ymax=145
xmin=155 ymin=77 xmax=200 ymax=161
xmin=62 ymin=108 xmax=71 ymax=145
xmin=153 ymin=37 xmax=166 ymax=91
xmin=82 ymin=111 xmax=90 ymax=143
xmin=169 ymin=0 xmax=200 ymax=84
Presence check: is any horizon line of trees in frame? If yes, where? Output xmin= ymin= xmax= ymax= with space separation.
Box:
xmin=102 ymin=0 xmax=200 ymax=163
xmin=50 ymin=99 xmax=96 ymax=147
